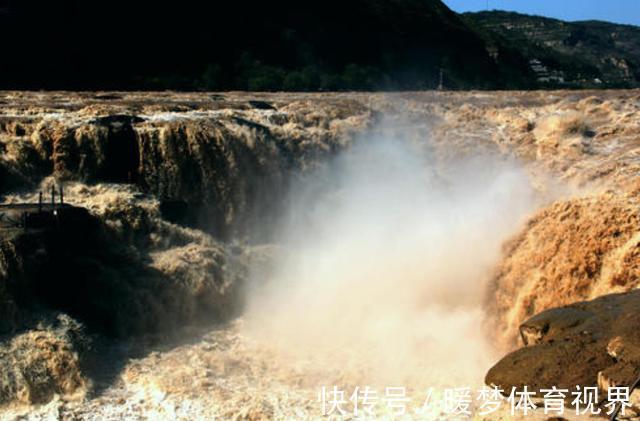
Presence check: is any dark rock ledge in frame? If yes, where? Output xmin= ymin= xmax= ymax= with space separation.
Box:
xmin=486 ymin=290 xmax=640 ymax=411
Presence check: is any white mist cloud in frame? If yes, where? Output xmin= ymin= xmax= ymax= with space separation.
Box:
xmin=243 ymin=129 xmax=537 ymax=396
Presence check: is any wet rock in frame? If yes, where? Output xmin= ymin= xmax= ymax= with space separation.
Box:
xmin=159 ymin=199 xmax=189 ymax=225
xmin=486 ymin=290 xmax=640 ymax=392
xmin=93 ymin=94 xmax=123 ymax=101
xmin=248 ymin=100 xmax=276 ymax=110
xmin=231 ymin=116 xmax=270 ymax=133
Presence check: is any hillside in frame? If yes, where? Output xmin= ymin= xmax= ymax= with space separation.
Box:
xmin=465 ymin=11 xmax=640 ymax=88
xmin=3 ymin=2 xmax=639 ymax=90
xmin=0 ymin=0 xmax=531 ymax=90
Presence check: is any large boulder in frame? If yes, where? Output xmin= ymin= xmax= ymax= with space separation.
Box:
xmin=486 ymin=290 xmax=640 ymax=393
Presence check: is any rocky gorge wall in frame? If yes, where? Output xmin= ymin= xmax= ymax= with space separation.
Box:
xmin=2 ymin=91 xmax=640 ymax=411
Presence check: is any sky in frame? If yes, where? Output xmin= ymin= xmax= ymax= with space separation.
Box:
xmin=442 ymin=0 xmax=640 ymax=26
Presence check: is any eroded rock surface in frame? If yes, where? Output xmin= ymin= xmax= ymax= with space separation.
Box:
xmin=486 ymin=290 xmax=640 ymax=393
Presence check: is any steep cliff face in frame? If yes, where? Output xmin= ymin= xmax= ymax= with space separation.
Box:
xmin=0 ymin=0 xmax=527 ymax=90
xmin=465 ymin=11 xmax=640 ymax=88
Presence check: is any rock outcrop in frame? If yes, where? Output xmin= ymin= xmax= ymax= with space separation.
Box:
xmin=486 ymin=291 xmax=640 ymax=396
xmin=487 ymin=193 xmax=640 ymax=348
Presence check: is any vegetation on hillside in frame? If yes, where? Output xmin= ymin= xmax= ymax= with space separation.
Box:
xmin=0 ymin=1 xmax=638 ymax=90
xmin=464 ymin=11 xmax=640 ymax=88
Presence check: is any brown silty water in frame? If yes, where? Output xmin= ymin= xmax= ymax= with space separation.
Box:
xmin=1 ymin=91 xmax=640 ymax=419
